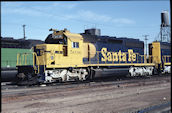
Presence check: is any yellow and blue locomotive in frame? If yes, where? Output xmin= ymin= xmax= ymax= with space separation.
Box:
xmin=16 ymin=28 xmax=171 ymax=84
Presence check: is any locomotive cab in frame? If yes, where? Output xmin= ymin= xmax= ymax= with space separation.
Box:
xmin=35 ymin=28 xmax=84 ymax=68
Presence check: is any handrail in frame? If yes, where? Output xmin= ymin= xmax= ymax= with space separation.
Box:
xmin=16 ymin=52 xmax=40 ymax=74
xmin=17 ymin=53 xmax=20 ymax=66
xmin=97 ymin=52 xmax=99 ymax=64
xmin=163 ymin=55 xmax=171 ymax=63
xmin=25 ymin=53 xmax=27 ymax=65
xmin=33 ymin=52 xmax=40 ymax=74
xmin=87 ymin=51 xmax=161 ymax=64
xmin=43 ymin=52 xmax=46 ymax=73
xmin=18 ymin=53 xmax=22 ymax=65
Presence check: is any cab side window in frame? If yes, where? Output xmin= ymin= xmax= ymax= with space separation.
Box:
xmin=72 ymin=42 xmax=79 ymax=48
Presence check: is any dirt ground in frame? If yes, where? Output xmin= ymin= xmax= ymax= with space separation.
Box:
xmin=2 ymin=81 xmax=171 ymax=113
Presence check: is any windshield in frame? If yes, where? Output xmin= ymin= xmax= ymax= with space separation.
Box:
xmin=45 ymin=34 xmax=67 ymax=45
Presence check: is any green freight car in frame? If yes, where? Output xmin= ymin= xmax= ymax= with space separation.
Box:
xmin=1 ymin=48 xmax=33 ymax=68
xmin=1 ymin=37 xmax=44 ymax=82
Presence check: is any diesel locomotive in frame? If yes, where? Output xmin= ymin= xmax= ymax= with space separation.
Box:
xmin=16 ymin=28 xmax=171 ymax=85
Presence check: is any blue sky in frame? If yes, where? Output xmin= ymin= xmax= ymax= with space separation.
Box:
xmin=1 ymin=1 xmax=170 ymax=44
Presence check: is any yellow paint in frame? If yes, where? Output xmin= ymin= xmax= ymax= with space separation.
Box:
xmin=128 ymin=49 xmax=136 ymax=61
xmin=164 ymin=63 xmax=171 ymax=66
xmin=151 ymin=42 xmax=161 ymax=64
xmin=101 ymin=48 xmax=136 ymax=62
xmin=35 ymin=30 xmax=84 ymax=68
xmin=33 ymin=52 xmax=40 ymax=74
xmin=112 ymin=52 xmax=118 ymax=61
xmin=83 ymin=43 xmax=96 ymax=58
xmin=64 ymin=32 xmax=83 ymax=42
xmin=46 ymin=63 xmax=155 ymax=68
xmin=122 ymin=52 xmax=127 ymax=61
xmin=101 ymin=48 xmax=107 ymax=61
xmin=17 ymin=52 xmax=40 ymax=74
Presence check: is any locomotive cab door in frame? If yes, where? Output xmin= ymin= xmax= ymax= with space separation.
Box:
xmin=63 ymin=35 xmax=68 ymax=56
xmin=63 ymin=45 xmax=68 ymax=56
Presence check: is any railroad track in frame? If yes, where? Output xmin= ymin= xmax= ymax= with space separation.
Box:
xmin=135 ymin=101 xmax=171 ymax=113
xmin=1 ymin=74 xmax=169 ymax=91
xmin=2 ymin=74 xmax=170 ymax=103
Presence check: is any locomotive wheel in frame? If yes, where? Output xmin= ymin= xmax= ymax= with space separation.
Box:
xmin=86 ymin=68 xmax=95 ymax=81
xmin=16 ymin=73 xmax=39 ymax=86
xmin=58 ymin=77 xmax=63 ymax=83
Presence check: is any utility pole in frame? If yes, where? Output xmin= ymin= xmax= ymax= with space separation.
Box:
xmin=143 ymin=35 xmax=149 ymax=56
xmin=22 ymin=24 xmax=26 ymax=40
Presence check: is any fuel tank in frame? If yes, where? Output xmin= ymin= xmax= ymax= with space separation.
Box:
xmin=93 ymin=68 xmax=129 ymax=78
xmin=1 ymin=67 xmax=18 ymax=82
